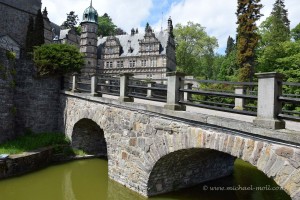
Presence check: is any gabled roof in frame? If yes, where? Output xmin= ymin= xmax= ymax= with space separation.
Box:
xmin=97 ymin=30 xmax=169 ymax=57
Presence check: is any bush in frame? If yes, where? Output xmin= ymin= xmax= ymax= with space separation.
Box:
xmin=33 ymin=43 xmax=84 ymax=77
xmin=6 ymin=51 xmax=16 ymax=60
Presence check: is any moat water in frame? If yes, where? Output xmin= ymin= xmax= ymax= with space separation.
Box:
xmin=0 ymin=159 xmax=290 ymax=200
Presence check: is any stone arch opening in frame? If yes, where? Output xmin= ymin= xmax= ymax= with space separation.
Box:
xmin=72 ymin=118 xmax=107 ymax=156
xmin=147 ymin=148 xmax=235 ymax=196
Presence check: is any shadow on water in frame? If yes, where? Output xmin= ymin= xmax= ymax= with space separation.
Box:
xmin=0 ymin=159 xmax=291 ymax=200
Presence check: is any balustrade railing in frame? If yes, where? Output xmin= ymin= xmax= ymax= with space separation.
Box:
xmin=64 ymin=71 xmax=300 ymax=129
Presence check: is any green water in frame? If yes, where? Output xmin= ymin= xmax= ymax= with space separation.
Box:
xmin=0 ymin=159 xmax=290 ymax=200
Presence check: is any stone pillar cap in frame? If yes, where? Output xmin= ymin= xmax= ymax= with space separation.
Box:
xmin=255 ymin=72 xmax=284 ymax=79
xmin=166 ymin=71 xmax=185 ymax=77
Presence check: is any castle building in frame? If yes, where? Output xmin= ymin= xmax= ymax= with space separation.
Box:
xmin=80 ymin=2 xmax=176 ymax=79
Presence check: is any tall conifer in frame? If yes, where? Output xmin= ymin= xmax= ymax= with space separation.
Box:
xmin=236 ymin=0 xmax=262 ymax=81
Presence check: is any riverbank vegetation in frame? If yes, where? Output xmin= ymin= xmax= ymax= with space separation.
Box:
xmin=0 ymin=132 xmax=69 ymax=154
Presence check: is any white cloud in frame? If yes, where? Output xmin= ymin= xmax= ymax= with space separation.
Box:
xmin=42 ymin=0 xmax=300 ymax=54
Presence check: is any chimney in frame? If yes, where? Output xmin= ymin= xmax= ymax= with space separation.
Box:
xmin=131 ymin=28 xmax=136 ymax=36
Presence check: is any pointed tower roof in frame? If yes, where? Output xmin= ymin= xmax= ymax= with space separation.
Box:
xmin=82 ymin=0 xmax=98 ymax=24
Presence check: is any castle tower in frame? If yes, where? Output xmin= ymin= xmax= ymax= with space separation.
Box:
xmin=80 ymin=0 xmax=98 ymax=77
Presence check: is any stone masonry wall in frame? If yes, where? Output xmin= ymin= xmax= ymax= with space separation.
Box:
xmin=0 ymin=49 xmax=16 ymax=142
xmin=0 ymin=0 xmax=41 ymax=50
xmin=61 ymin=94 xmax=300 ymax=199
xmin=14 ymin=60 xmax=61 ymax=135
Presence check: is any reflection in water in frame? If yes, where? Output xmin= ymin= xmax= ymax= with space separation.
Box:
xmin=62 ymin=171 xmax=77 ymax=200
xmin=0 ymin=159 xmax=291 ymax=200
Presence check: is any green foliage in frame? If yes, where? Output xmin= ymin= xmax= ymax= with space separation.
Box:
xmin=62 ymin=11 xmax=79 ymax=29
xmin=25 ymin=16 xmax=35 ymax=57
xmin=257 ymin=40 xmax=300 ymax=74
xmin=34 ymin=9 xmax=45 ymax=47
xmin=174 ymin=22 xmax=218 ymax=79
xmin=291 ymin=23 xmax=300 ymax=41
xmin=25 ymin=10 xmax=45 ymax=57
xmin=0 ymin=132 xmax=69 ymax=154
xmin=225 ymin=36 xmax=235 ymax=56
xmin=98 ymin=13 xmax=117 ymax=36
xmin=33 ymin=43 xmax=84 ymax=77
xmin=6 ymin=51 xmax=16 ymax=60
xmin=236 ymin=0 xmax=262 ymax=81
xmin=218 ymin=49 xmax=239 ymax=81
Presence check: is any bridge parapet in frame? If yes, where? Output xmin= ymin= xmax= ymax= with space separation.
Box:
xmin=63 ymin=71 xmax=300 ymax=130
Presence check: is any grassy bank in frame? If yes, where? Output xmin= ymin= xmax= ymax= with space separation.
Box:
xmin=0 ymin=132 xmax=70 ymax=154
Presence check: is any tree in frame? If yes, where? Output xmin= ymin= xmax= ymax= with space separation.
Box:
xmin=174 ymin=22 xmax=218 ymax=79
xmin=259 ymin=0 xmax=290 ymax=47
xmin=291 ymin=23 xmax=300 ymax=41
xmin=62 ymin=11 xmax=79 ymax=29
xmin=33 ymin=44 xmax=84 ymax=77
xmin=225 ymin=36 xmax=235 ymax=56
xmin=236 ymin=0 xmax=262 ymax=81
xmin=25 ymin=16 xmax=35 ymax=57
xmin=115 ymin=27 xmax=126 ymax=35
xmin=98 ymin=13 xmax=117 ymax=36
xmin=34 ymin=9 xmax=45 ymax=47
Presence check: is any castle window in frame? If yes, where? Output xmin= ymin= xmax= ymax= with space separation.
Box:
xmin=106 ymin=61 xmax=113 ymax=68
xmin=117 ymin=61 xmax=124 ymax=68
xmin=129 ymin=60 xmax=136 ymax=68
xmin=150 ymin=57 xmax=157 ymax=67
xmin=141 ymin=60 xmax=147 ymax=67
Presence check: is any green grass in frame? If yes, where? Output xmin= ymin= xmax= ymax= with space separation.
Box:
xmin=0 ymin=132 xmax=70 ymax=154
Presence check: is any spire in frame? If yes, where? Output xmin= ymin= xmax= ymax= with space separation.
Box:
xmin=168 ymin=16 xmax=174 ymax=37
xmin=90 ymin=0 xmax=92 ymax=7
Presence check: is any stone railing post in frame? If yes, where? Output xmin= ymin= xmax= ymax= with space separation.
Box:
xmin=164 ymin=72 xmax=186 ymax=111
xmin=233 ymin=86 xmax=246 ymax=110
xmin=71 ymin=73 xmax=78 ymax=93
xmin=184 ymin=83 xmax=193 ymax=102
xmin=91 ymin=75 xmax=101 ymax=97
xmin=253 ymin=72 xmax=285 ymax=129
xmin=146 ymin=81 xmax=156 ymax=98
xmin=119 ymin=73 xmax=134 ymax=102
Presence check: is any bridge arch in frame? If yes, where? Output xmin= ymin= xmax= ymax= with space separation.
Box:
xmin=147 ymin=148 xmax=235 ymax=196
xmin=144 ymin=129 xmax=299 ymax=198
xmin=72 ymin=118 xmax=107 ymax=156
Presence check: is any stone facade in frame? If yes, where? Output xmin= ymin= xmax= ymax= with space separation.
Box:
xmin=61 ymin=94 xmax=300 ymax=199
xmin=96 ymin=21 xmax=176 ymax=79
xmin=0 ymin=49 xmax=16 ymax=142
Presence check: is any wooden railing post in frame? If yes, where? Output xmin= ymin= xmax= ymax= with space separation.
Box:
xmin=253 ymin=72 xmax=285 ymax=129
xmin=91 ymin=75 xmax=101 ymax=97
xmin=119 ymin=73 xmax=134 ymax=102
xmin=164 ymin=72 xmax=186 ymax=111
xmin=71 ymin=73 xmax=78 ymax=93
xmin=234 ymin=85 xmax=245 ymax=110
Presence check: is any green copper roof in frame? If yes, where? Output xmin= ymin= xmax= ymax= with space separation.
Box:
xmin=82 ymin=1 xmax=98 ymax=24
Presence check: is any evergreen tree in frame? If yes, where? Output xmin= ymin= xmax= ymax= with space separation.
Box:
xmin=33 ymin=9 xmax=45 ymax=47
xmin=25 ymin=16 xmax=35 ymax=57
xmin=225 ymin=36 xmax=235 ymax=56
xmin=236 ymin=0 xmax=262 ymax=81
xmin=62 ymin=11 xmax=79 ymax=29
xmin=272 ymin=0 xmax=290 ymax=29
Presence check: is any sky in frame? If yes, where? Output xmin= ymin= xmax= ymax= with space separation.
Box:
xmin=42 ymin=0 xmax=300 ymax=54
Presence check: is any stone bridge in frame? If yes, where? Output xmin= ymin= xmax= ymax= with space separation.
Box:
xmin=60 ymin=91 xmax=300 ymax=200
